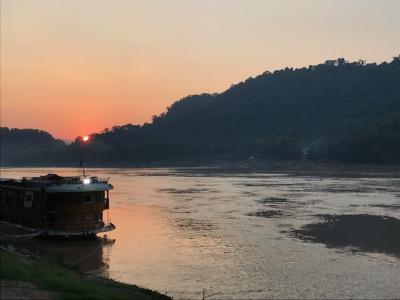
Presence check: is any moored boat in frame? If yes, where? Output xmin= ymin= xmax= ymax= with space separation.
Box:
xmin=0 ymin=173 xmax=115 ymax=237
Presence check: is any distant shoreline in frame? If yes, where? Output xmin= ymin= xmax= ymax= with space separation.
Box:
xmin=1 ymin=160 xmax=399 ymax=176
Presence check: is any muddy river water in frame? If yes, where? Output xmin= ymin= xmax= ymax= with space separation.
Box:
xmin=1 ymin=167 xmax=399 ymax=299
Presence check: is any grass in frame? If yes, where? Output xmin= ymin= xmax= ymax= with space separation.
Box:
xmin=0 ymin=249 xmax=171 ymax=300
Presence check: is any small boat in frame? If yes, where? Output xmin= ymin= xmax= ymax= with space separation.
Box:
xmin=0 ymin=173 xmax=115 ymax=237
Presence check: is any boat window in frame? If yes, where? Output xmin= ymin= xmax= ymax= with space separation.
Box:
xmin=83 ymin=194 xmax=94 ymax=203
xmin=24 ymin=191 xmax=34 ymax=208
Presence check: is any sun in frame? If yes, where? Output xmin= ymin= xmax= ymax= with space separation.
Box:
xmin=82 ymin=135 xmax=90 ymax=142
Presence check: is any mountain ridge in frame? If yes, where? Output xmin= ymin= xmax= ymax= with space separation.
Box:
xmin=1 ymin=56 xmax=400 ymax=166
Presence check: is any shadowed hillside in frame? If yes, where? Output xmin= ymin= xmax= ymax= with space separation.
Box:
xmin=2 ymin=57 xmax=400 ymax=166
xmin=68 ymin=57 xmax=400 ymax=165
xmin=0 ymin=128 xmax=66 ymax=166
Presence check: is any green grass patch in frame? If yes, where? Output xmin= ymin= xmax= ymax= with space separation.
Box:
xmin=0 ymin=249 xmax=170 ymax=300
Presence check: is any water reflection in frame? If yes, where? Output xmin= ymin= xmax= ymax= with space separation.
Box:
xmin=1 ymin=236 xmax=109 ymax=273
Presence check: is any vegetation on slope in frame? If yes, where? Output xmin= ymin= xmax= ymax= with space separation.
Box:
xmin=72 ymin=56 xmax=400 ymax=164
xmin=1 ymin=56 xmax=399 ymax=165
xmin=0 ymin=128 xmax=66 ymax=166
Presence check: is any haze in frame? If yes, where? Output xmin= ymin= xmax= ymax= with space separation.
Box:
xmin=1 ymin=0 xmax=399 ymax=139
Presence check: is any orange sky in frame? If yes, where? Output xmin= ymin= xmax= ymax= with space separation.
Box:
xmin=1 ymin=0 xmax=399 ymax=139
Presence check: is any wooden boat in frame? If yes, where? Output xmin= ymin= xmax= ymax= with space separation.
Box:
xmin=0 ymin=173 xmax=115 ymax=237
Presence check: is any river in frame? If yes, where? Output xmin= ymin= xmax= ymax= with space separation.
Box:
xmin=1 ymin=167 xmax=399 ymax=299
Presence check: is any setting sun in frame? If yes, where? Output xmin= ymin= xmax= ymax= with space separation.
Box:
xmin=82 ymin=135 xmax=90 ymax=142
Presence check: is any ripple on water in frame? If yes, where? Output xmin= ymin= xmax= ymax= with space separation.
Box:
xmin=247 ymin=210 xmax=286 ymax=218
xmin=158 ymin=188 xmax=217 ymax=194
xmin=256 ymin=197 xmax=288 ymax=204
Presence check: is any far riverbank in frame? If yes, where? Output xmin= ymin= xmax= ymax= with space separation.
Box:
xmin=1 ymin=161 xmax=399 ymax=177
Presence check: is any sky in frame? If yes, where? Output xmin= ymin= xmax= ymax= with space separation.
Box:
xmin=1 ymin=0 xmax=399 ymax=140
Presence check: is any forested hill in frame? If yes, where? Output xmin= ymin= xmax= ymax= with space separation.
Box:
xmin=2 ymin=57 xmax=400 ymax=166
xmin=0 ymin=128 xmax=66 ymax=166
xmin=69 ymin=57 xmax=400 ymax=165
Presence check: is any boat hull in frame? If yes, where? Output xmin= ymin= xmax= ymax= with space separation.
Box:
xmin=1 ymin=220 xmax=116 ymax=238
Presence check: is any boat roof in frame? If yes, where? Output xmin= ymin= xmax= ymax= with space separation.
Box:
xmin=0 ymin=173 xmax=112 ymax=192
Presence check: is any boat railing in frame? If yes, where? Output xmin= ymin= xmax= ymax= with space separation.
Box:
xmin=91 ymin=177 xmax=110 ymax=184
xmin=19 ymin=176 xmax=110 ymax=186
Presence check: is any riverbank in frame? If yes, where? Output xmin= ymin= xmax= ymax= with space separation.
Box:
xmin=0 ymin=249 xmax=171 ymax=300
xmin=1 ymin=160 xmax=399 ymax=173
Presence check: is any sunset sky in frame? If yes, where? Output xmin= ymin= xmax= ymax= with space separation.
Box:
xmin=1 ymin=0 xmax=399 ymax=139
